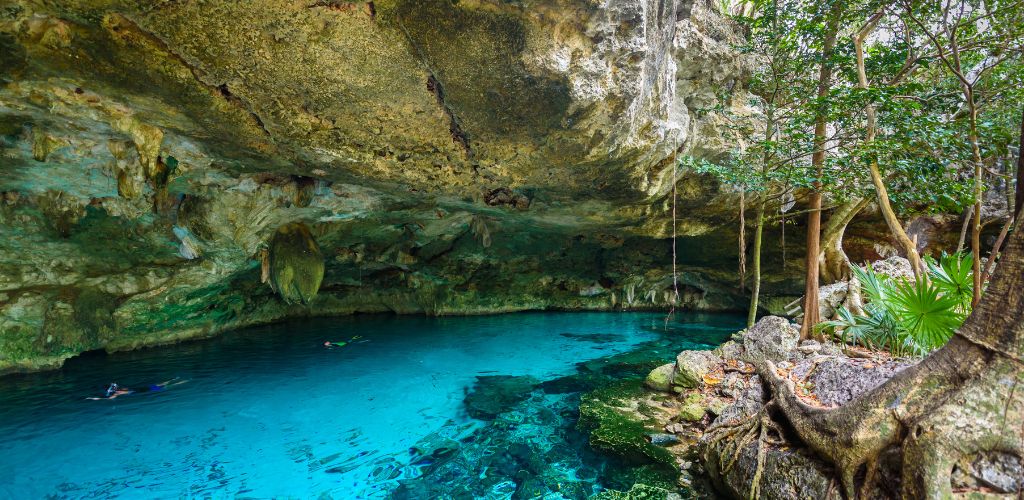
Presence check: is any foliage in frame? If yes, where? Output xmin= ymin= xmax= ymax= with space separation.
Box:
xmin=824 ymin=253 xmax=974 ymax=355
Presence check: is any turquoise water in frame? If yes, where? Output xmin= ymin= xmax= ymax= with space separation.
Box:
xmin=0 ymin=312 xmax=742 ymax=498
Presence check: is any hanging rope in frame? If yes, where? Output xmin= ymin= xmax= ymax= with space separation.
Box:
xmin=666 ymin=145 xmax=681 ymax=327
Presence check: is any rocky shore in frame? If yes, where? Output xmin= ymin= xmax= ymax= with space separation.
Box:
xmin=596 ymin=315 xmax=1024 ymax=498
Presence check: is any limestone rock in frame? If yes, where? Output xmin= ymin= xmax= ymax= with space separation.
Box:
xmin=673 ymin=350 xmax=720 ymax=389
xmin=796 ymin=340 xmax=822 ymax=355
xmin=804 ymin=356 xmax=913 ymax=407
xmin=463 ymin=375 xmax=539 ymax=420
xmin=0 ymin=0 xmax=789 ymax=373
xmin=741 ymin=316 xmax=799 ymax=364
xmin=268 ymin=223 xmax=325 ymax=305
xmin=716 ymin=339 xmax=744 ymax=360
xmin=952 ymin=451 xmax=1023 ymax=494
xmin=871 ymin=255 xmax=915 ymax=281
xmin=644 ymin=363 xmax=676 ymax=392
xmin=817 ymin=281 xmax=848 ymax=320
xmin=678 ymin=393 xmax=706 ymax=422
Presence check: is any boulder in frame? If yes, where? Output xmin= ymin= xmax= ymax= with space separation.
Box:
xmin=644 ymin=363 xmax=676 ymax=392
xmin=741 ymin=316 xmax=799 ymax=364
xmin=952 ymin=451 xmax=1023 ymax=494
xmin=796 ymin=340 xmax=822 ymax=355
xmin=716 ymin=340 xmax=744 ymax=360
xmin=805 ymin=357 xmax=913 ymax=407
xmin=817 ymin=281 xmax=848 ymax=320
xmin=871 ymin=255 xmax=915 ymax=281
xmin=672 ymin=350 xmax=720 ymax=389
xmin=678 ymin=393 xmax=707 ymax=422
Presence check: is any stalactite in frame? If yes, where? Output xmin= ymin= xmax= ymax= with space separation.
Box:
xmin=268 ymin=222 xmax=324 ymax=305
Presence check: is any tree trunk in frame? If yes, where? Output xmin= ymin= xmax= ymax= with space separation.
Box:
xmin=956 ymin=205 xmax=973 ymax=253
xmin=747 ymin=198 xmax=765 ymax=327
xmin=1016 ymin=105 xmax=1023 ymax=218
xmin=819 ymin=197 xmax=870 ymax=283
xmin=800 ymin=2 xmax=843 ymax=340
xmin=967 ymin=96 xmax=984 ymax=308
xmin=739 ymin=190 xmax=747 ymax=289
xmin=854 ymin=14 xmax=924 ymax=278
xmin=756 ymin=220 xmax=1024 ymax=498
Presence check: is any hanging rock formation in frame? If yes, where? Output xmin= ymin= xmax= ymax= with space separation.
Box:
xmin=268 ymin=223 xmax=325 ymax=305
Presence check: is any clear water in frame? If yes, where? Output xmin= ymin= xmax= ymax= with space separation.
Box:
xmin=0 ymin=312 xmax=742 ymax=499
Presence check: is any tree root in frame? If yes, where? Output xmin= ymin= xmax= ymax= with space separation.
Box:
xmin=704 ymin=401 xmax=787 ymax=499
xmin=752 ymin=341 xmax=1024 ymax=498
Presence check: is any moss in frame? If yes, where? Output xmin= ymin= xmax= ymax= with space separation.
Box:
xmin=73 ymin=287 xmax=118 ymax=339
xmin=678 ymin=393 xmax=706 ymax=422
xmin=578 ymin=381 xmax=677 ymax=473
xmin=269 ymin=222 xmax=325 ymax=305
xmin=590 ymin=482 xmax=677 ymax=500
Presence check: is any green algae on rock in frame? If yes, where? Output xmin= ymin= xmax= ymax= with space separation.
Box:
xmin=578 ymin=381 xmax=678 ymax=474
xmin=268 ymin=223 xmax=325 ymax=305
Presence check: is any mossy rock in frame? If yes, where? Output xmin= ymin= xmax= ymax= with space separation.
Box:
xmin=678 ymin=393 xmax=706 ymax=423
xmin=591 ymin=482 xmax=678 ymax=500
xmin=269 ymin=222 xmax=325 ymax=305
xmin=644 ymin=363 xmax=675 ymax=392
xmin=578 ymin=381 xmax=677 ymax=472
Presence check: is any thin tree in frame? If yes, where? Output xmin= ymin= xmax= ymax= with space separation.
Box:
xmin=900 ymin=0 xmax=1024 ymax=305
xmin=800 ymin=0 xmax=846 ymax=339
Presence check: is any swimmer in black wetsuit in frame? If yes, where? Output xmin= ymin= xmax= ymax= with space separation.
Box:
xmin=87 ymin=378 xmax=187 ymax=400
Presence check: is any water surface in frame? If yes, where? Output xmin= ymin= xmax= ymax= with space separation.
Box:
xmin=0 ymin=312 xmax=742 ymax=498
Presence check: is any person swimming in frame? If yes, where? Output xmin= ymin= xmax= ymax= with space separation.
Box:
xmin=323 ymin=336 xmax=363 ymax=349
xmin=88 ymin=378 xmax=187 ymax=400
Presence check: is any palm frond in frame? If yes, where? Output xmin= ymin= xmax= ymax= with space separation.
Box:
xmin=926 ymin=251 xmax=974 ymax=312
xmin=852 ymin=264 xmax=891 ymax=306
xmin=888 ymin=278 xmax=964 ymax=352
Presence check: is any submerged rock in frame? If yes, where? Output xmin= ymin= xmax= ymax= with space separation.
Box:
xmin=463 ymin=375 xmax=539 ymax=420
xmin=578 ymin=382 xmax=677 ymax=472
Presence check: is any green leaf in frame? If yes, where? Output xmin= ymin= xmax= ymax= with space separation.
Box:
xmin=888 ymin=278 xmax=964 ymax=352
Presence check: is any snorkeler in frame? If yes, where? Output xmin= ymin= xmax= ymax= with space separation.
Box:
xmin=87 ymin=377 xmax=188 ymax=400
xmin=323 ymin=336 xmax=363 ymax=348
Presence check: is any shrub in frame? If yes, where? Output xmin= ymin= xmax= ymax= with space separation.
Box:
xmin=824 ymin=253 xmax=973 ymax=356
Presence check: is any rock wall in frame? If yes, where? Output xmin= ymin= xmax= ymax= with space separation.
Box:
xmin=0 ymin=0 xmax=787 ymax=373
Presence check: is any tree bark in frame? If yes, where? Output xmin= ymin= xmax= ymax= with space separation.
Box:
xmin=800 ymin=2 xmax=844 ymax=340
xmin=1015 ymin=104 xmax=1023 ymax=219
xmin=967 ymin=96 xmax=984 ymax=307
xmin=819 ymin=197 xmax=870 ymax=283
xmin=854 ymin=13 xmax=925 ymax=278
xmin=739 ymin=190 xmax=747 ymax=289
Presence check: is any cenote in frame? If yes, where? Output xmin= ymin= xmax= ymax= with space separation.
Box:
xmin=0 ymin=312 xmax=742 ymax=498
